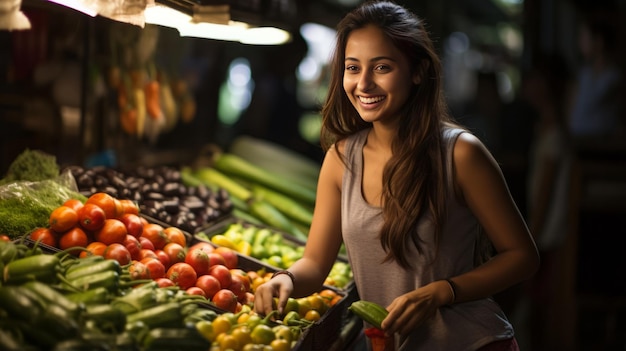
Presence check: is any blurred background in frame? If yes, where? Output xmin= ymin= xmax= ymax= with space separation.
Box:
xmin=1 ymin=0 xmax=625 ymax=349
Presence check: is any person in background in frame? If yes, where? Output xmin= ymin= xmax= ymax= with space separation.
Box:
xmin=568 ymin=10 xmax=623 ymax=139
xmin=254 ymin=1 xmax=539 ymax=350
xmin=520 ymin=53 xmax=575 ymax=350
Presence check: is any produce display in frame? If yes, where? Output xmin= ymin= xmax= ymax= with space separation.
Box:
xmin=66 ymin=165 xmax=233 ymax=234
xmin=196 ymin=221 xmax=353 ymax=290
xmin=183 ymin=152 xmax=316 ymax=241
xmin=0 ymin=149 xmax=362 ymax=351
xmin=2 ymin=213 xmax=347 ymax=350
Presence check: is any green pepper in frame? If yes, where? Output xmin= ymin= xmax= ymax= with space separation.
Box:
xmin=0 ymin=240 xmax=18 ymax=264
xmin=85 ymin=304 xmax=127 ymax=333
xmin=65 ymin=259 xmax=121 ymax=281
xmin=22 ymin=281 xmax=83 ymax=318
xmin=111 ymin=285 xmax=158 ymax=314
xmin=65 ymin=286 xmax=110 ymax=305
xmin=283 ymin=310 xmax=313 ymax=327
xmin=3 ymin=253 xmax=61 ymax=285
xmin=62 ymin=253 xmax=104 ymax=270
xmin=126 ymin=302 xmax=183 ymax=329
xmin=51 ymin=338 xmax=110 ymax=351
xmin=142 ymin=327 xmax=211 ymax=351
xmin=68 ymin=269 xmax=119 ymax=292
xmin=0 ymin=329 xmax=24 ymax=351
xmin=183 ymin=308 xmax=218 ymax=324
xmin=0 ymin=285 xmax=45 ymax=322
xmin=32 ymin=303 xmax=80 ymax=342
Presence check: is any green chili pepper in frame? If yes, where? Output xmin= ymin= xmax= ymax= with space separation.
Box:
xmin=22 ymin=280 xmax=82 ymax=318
xmin=65 ymin=259 xmax=121 ymax=281
xmin=68 ymin=269 xmax=119 ymax=292
xmin=3 ymin=253 xmax=61 ymax=285
xmin=65 ymin=286 xmax=110 ymax=305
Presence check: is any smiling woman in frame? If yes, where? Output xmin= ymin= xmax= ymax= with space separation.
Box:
xmin=253 ymin=1 xmax=539 ymax=350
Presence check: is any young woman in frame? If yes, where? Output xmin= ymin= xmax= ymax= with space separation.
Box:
xmin=254 ymin=1 xmax=539 ymax=350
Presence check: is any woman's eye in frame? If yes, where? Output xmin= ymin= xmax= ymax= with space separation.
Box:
xmin=345 ymin=65 xmax=359 ymax=72
xmin=375 ymin=64 xmax=390 ymax=71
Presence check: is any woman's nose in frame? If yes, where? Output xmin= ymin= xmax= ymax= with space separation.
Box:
xmin=357 ymin=71 xmax=375 ymax=91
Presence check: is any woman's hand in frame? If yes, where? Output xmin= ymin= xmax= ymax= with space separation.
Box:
xmin=253 ymin=273 xmax=294 ymax=316
xmin=381 ymin=280 xmax=452 ymax=336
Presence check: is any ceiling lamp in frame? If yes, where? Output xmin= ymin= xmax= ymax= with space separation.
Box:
xmin=155 ymin=0 xmax=295 ymax=45
xmin=45 ymin=0 xmax=99 ymax=17
xmin=0 ymin=0 xmax=32 ymax=30
xmin=144 ymin=2 xmax=190 ymax=28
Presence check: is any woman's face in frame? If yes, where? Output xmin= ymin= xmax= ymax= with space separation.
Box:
xmin=343 ymin=25 xmax=419 ymax=125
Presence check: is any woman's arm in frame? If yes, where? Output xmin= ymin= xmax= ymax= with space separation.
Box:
xmin=254 ymin=145 xmax=345 ymax=315
xmin=449 ymin=132 xmax=540 ymax=302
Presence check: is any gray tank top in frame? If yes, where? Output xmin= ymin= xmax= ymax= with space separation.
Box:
xmin=341 ymin=128 xmax=514 ymax=351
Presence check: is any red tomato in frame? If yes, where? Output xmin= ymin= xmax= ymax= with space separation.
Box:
xmin=208 ymin=252 xmax=226 ymax=268
xmin=228 ymin=274 xmax=248 ymax=302
xmin=0 ymin=234 xmax=10 ymax=242
xmin=139 ymin=249 xmax=158 ymax=261
xmin=49 ymin=206 xmax=79 ymax=233
xmin=212 ymin=289 xmax=238 ymax=313
xmin=140 ymin=257 xmax=166 ymax=279
xmin=139 ymin=237 xmax=155 ymax=251
xmin=195 ymin=274 xmax=221 ymax=299
xmin=230 ymin=269 xmax=251 ymax=293
xmin=94 ymin=219 xmax=127 ymax=245
xmin=58 ymin=226 xmax=89 ymax=253
xmin=63 ymin=198 xmax=84 ymax=212
xmin=208 ymin=264 xmax=232 ymax=290
xmin=119 ymin=199 xmax=139 ymax=216
xmin=155 ymin=277 xmax=176 ymax=288
xmin=104 ymin=243 xmax=131 ymax=265
xmin=164 ymin=227 xmax=187 ymax=247
xmin=80 ymin=241 xmax=107 ymax=258
xmin=128 ymin=260 xmax=151 ymax=280
xmin=166 ymin=262 xmax=197 ymax=290
xmin=154 ymin=249 xmax=171 ymax=270
xmin=119 ymin=213 xmax=144 ymax=238
xmin=188 ymin=241 xmax=214 ymax=254
xmin=214 ymin=247 xmax=238 ymax=270
xmin=163 ymin=242 xmax=187 ymax=265
xmin=29 ymin=227 xmax=57 ymax=247
xmin=85 ymin=192 xmax=119 ymax=220
xmin=124 ymin=235 xmax=142 ymax=261
xmin=77 ymin=203 xmax=106 ymax=232
xmin=186 ymin=286 xmax=206 ymax=298
xmin=185 ymin=247 xmax=211 ymax=276
xmin=141 ymin=223 xmax=169 ymax=250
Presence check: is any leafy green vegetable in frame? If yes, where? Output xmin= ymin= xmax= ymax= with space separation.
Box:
xmin=0 ymin=179 xmax=86 ymax=239
xmin=1 ymin=149 xmax=59 ymax=184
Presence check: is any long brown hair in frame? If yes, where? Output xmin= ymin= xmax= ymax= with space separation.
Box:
xmin=320 ymin=0 xmax=460 ymax=269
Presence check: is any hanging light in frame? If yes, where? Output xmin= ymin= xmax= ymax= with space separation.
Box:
xmin=0 ymin=0 xmax=32 ymax=30
xmin=144 ymin=2 xmax=190 ymax=29
xmin=46 ymin=0 xmax=97 ymax=17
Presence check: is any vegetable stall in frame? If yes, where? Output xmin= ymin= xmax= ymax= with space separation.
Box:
xmin=0 ymin=149 xmax=366 ymax=351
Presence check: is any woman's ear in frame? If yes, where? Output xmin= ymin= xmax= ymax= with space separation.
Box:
xmin=412 ymin=72 xmax=421 ymax=85
xmin=413 ymin=59 xmax=430 ymax=85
